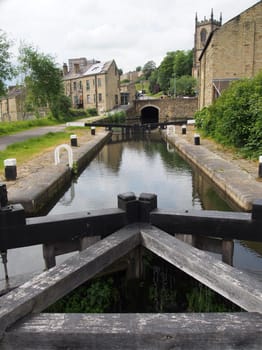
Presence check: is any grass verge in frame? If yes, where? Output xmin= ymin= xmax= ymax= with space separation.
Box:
xmin=0 ymin=127 xmax=89 ymax=175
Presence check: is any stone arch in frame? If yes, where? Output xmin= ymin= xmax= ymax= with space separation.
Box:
xmin=140 ymin=105 xmax=159 ymax=124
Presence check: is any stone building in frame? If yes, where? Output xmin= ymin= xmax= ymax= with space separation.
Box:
xmin=192 ymin=9 xmax=222 ymax=80
xmin=0 ymin=87 xmax=24 ymax=122
xmin=198 ymin=1 xmax=262 ymax=109
xmin=63 ymin=57 xmax=120 ymax=114
xmin=120 ymin=82 xmax=136 ymax=105
xmin=0 ymin=86 xmax=49 ymax=122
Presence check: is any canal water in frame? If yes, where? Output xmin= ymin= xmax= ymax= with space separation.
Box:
xmin=1 ymin=132 xmax=262 ymax=281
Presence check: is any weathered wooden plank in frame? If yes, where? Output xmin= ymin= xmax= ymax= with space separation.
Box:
xmin=1 ymin=208 xmax=126 ymax=249
xmin=150 ymin=209 xmax=261 ymax=241
xmin=2 ymin=313 xmax=262 ymax=349
xmin=0 ymin=224 xmax=141 ymax=338
xmin=140 ymin=225 xmax=262 ymax=313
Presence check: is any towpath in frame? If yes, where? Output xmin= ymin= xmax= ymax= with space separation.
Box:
xmin=166 ymin=125 xmax=262 ymax=211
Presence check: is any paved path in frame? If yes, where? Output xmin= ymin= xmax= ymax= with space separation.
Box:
xmin=0 ymin=125 xmax=66 ymax=151
xmin=166 ymin=127 xmax=262 ymax=211
xmin=0 ymin=116 xmax=106 ymax=151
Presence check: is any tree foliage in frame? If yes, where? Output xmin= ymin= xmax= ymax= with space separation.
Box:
xmin=147 ymin=50 xmax=195 ymax=95
xmin=173 ymin=50 xmax=193 ymax=77
xmin=142 ymin=60 xmax=156 ymax=80
xmin=0 ymin=30 xmax=14 ymax=96
xmin=195 ymin=72 xmax=262 ymax=158
xmin=18 ymin=44 xmax=66 ymax=118
xmin=157 ymin=52 xmax=176 ymax=93
xmin=175 ymin=75 xmax=197 ymax=96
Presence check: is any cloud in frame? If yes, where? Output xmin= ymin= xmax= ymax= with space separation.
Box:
xmin=0 ymin=0 xmax=258 ymax=72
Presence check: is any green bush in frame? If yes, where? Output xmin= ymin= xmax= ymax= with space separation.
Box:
xmin=45 ymin=278 xmax=119 ymax=313
xmin=86 ymin=108 xmax=97 ymax=117
xmin=195 ymin=71 xmax=262 ymax=158
xmin=106 ymin=111 xmax=126 ymax=123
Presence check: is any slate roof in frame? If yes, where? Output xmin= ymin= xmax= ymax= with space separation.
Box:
xmin=63 ymin=60 xmax=114 ymax=80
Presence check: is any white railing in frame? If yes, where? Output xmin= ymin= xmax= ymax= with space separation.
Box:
xmin=54 ymin=144 xmax=73 ymax=169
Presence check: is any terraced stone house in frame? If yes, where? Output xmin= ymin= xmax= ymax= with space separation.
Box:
xmin=63 ymin=58 xmax=121 ymax=114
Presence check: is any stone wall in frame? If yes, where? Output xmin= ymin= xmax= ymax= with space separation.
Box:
xmin=199 ymin=2 xmax=262 ymax=109
xmin=126 ymin=97 xmax=198 ymax=122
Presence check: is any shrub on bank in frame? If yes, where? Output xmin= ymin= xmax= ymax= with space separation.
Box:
xmin=106 ymin=111 xmax=126 ymax=123
xmin=195 ymin=71 xmax=262 ymax=159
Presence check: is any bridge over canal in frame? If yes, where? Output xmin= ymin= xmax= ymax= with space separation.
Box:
xmin=126 ymin=96 xmax=198 ymax=124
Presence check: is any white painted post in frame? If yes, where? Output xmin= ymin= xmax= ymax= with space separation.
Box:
xmin=4 ymin=158 xmax=17 ymax=180
xmin=167 ymin=125 xmax=175 ymax=137
xmin=54 ymin=144 xmax=73 ymax=169
xmin=70 ymin=134 xmax=78 ymax=147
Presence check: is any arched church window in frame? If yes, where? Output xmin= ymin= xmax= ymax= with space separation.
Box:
xmin=200 ymin=28 xmax=207 ymax=46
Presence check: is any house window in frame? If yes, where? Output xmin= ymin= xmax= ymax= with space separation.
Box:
xmin=98 ymin=93 xmax=102 ymax=102
xmin=98 ymin=78 xmax=102 ymax=87
xmin=79 ymin=81 xmax=82 ymax=90
xmin=115 ymin=94 xmax=119 ymax=105
xmin=87 ymin=95 xmax=91 ymax=104
xmin=74 ymin=96 xmax=78 ymax=106
xmin=86 ymin=80 xmax=90 ymax=90
xmin=73 ymin=82 xmax=77 ymax=90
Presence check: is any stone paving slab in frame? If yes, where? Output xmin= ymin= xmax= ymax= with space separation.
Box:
xmin=166 ymin=132 xmax=262 ymax=211
xmin=6 ymin=131 xmax=111 ymax=215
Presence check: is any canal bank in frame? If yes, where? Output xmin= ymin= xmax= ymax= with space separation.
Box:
xmin=165 ymin=127 xmax=262 ymax=211
xmin=3 ymin=125 xmax=262 ymax=215
xmin=5 ymin=131 xmax=111 ymax=215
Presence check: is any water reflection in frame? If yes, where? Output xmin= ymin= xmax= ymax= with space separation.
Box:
xmin=49 ymin=132 xmax=262 ymax=275
xmin=50 ymin=133 xmax=200 ymax=213
xmin=1 ymin=132 xmax=261 ymax=281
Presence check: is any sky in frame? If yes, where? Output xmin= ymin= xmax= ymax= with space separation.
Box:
xmin=0 ymin=0 xmax=258 ymax=73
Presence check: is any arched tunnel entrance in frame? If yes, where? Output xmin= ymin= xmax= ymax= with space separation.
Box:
xmin=140 ymin=106 xmax=159 ymax=124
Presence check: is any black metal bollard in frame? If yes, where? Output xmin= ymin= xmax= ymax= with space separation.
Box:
xmin=138 ymin=193 xmax=157 ymax=222
xmin=251 ymin=199 xmax=262 ymax=220
xmin=118 ymin=192 xmax=138 ymax=223
xmin=0 ymin=183 xmax=8 ymax=208
xmin=4 ymin=158 xmax=17 ymax=181
xmin=91 ymin=126 xmax=96 ymax=135
xmin=258 ymin=156 xmax=262 ymax=178
xmin=182 ymin=124 xmax=187 ymax=135
xmin=194 ymin=133 xmax=200 ymax=145
xmin=118 ymin=192 xmax=158 ymax=223
xmin=70 ymin=134 xmax=78 ymax=147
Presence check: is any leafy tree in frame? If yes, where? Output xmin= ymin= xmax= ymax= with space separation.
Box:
xmin=18 ymin=44 xmax=64 ymax=118
xmin=148 ymin=68 xmax=160 ymax=94
xmin=175 ymin=75 xmax=197 ymax=96
xmin=0 ymin=30 xmax=15 ymax=96
xmin=173 ymin=50 xmax=193 ymax=77
xmin=136 ymin=66 xmax=142 ymax=72
xmin=142 ymin=60 xmax=156 ymax=80
xmin=157 ymin=52 xmax=176 ymax=94
xmin=118 ymin=68 xmax=123 ymax=76
xmin=156 ymin=50 xmax=194 ymax=94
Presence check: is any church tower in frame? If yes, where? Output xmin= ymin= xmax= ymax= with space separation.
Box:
xmin=193 ymin=9 xmax=222 ymax=79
